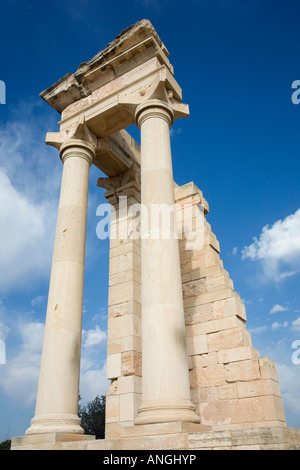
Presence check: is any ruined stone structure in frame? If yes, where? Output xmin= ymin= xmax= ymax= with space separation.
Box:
xmin=12 ymin=20 xmax=300 ymax=450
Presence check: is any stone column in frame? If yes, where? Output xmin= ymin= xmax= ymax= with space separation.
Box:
xmin=134 ymin=99 xmax=200 ymax=425
xmin=26 ymin=137 xmax=95 ymax=435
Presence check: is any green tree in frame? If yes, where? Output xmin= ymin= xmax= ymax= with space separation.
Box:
xmin=0 ymin=440 xmax=11 ymax=450
xmin=78 ymin=395 xmax=106 ymax=439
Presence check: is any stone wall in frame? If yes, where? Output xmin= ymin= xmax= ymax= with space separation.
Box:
xmin=104 ymin=179 xmax=286 ymax=435
xmin=176 ymin=182 xmax=286 ymax=429
xmin=104 ymin=181 xmax=143 ymax=437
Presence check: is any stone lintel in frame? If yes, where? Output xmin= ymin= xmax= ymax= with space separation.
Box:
xmin=40 ymin=20 xmax=173 ymax=115
xmin=58 ymin=64 xmax=184 ymax=138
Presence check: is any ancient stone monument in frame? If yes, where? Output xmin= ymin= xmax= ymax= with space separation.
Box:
xmin=12 ymin=20 xmax=300 ymax=450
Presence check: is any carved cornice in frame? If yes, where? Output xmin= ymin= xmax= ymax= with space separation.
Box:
xmin=40 ymin=20 xmax=172 ymax=115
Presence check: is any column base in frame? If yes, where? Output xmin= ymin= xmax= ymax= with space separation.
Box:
xmin=134 ymin=399 xmax=201 ymax=425
xmin=25 ymin=413 xmax=84 ymax=435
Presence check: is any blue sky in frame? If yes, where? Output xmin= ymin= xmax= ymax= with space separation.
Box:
xmin=0 ymin=0 xmax=300 ymax=439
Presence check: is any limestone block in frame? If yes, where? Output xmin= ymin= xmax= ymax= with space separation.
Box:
xmin=106 ymin=353 xmax=121 ymax=379
xmin=222 ymin=294 xmax=247 ymax=321
xmin=236 ymin=379 xmax=282 ymax=399
xmin=124 ymin=269 xmax=141 ymax=284
xmin=186 ymin=334 xmax=208 ymax=356
xmin=119 ymin=393 xmax=142 ymax=422
xmin=181 ymin=272 xmax=192 ymax=283
xmin=105 ymin=395 xmax=120 ymax=423
xmin=218 ymin=346 xmax=259 ymax=364
xmin=186 ymin=315 xmax=241 ymax=337
xmin=118 ymin=375 xmax=142 ymax=395
xmin=207 ymin=327 xmax=249 ymax=352
xmin=192 ymin=351 xmax=218 ymax=368
xmin=203 ymin=246 xmax=222 ymax=268
xmin=184 ymin=303 xmax=214 ymax=325
xmin=108 ymin=300 xmax=141 ymax=319
xmin=119 ymin=252 xmax=141 ymax=272
xmin=107 ymin=379 xmax=118 ymax=396
xmin=182 ymin=278 xmax=206 ymax=299
xmin=108 ymin=280 xmax=141 ymax=305
xmin=199 ymin=386 xmax=219 ymax=403
xmin=218 ymin=383 xmax=238 ymax=400
xmin=262 ymin=395 xmax=286 ymax=422
xmin=120 ymin=335 xmax=142 ymax=353
xmin=188 ymin=430 xmax=232 ymax=449
xmin=109 ymin=256 xmax=119 ymax=275
xmin=225 ymin=359 xmax=261 ymax=383
xmin=190 ymin=262 xmax=224 ymax=281
xmin=200 ymin=400 xmax=232 ymax=426
xmin=180 ymin=254 xmax=205 ymax=274
xmin=110 ymin=244 xmax=126 ymax=258
xmin=194 ymin=364 xmax=225 ymax=388
xmin=108 ymin=314 xmax=141 ymax=340
xmin=231 ymin=397 xmax=264 ymax=424
xmin=124 ymin=240 xmax=141 ymax=254
xmin=107 ymin=338 xmax=122 ymax=355
xmin=205 ymin=272 xmax=233 ymax=292
xmin=203 ymin=228 xmax=220 ymax=253
xmin=121 ymin=351 xmax=142 ymax=376
xmin=174 ymin=182 xmax=203 ymax=201
xmin=109 ymin=271 xmax=126 ymax=286
xmin=108 ymin=302 xmax=128 ymax=318
xmin=259 ymin=357 xmax=279 ymax=381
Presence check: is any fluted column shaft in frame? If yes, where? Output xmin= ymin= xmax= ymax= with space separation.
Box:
xmin=134 ymin=99 xmax=200 ymax=425
xmin=26 ymin=139 xmax=94 ymax=435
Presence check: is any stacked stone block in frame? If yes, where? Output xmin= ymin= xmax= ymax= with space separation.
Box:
xmin=104 ymin=178 xmax=286 ymax=434
xmin=175 ymin=182 xmax=286 ymax=429
xmin=103 ymin=182 xmax=143 ymax=437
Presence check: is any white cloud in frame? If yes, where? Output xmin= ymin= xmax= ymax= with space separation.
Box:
xmin=0 ymin=170 xmax=57 ymax=292
xmin=271 ymin=321 xmax=289 ymax=330
xmin=269 ymin=304 xmax=289 ymax=315
xmin=80 ymin=325 xmax=108 ymax=403
xmin=0 ymin=101 xmax=61 ymax=293
xmin=291 ymin=316 xmax=300 ymax=331
xmin=82 ymin=325 xmax=107 ymax=349
xmin=0 ymin=316 xmax=109 ymax=408
xmin=232 ymin=246 xmax=238 ymax=255
xmin=242 ymin=209 xmax=300 ymax=281
xmin=170 ymin=127 xmax=182 ymax=137
xmin=0 ymin=320 xmax=44 ymax=407
xmin=277 ymin=363 xmax=300 ymax=418
xmin=79 ymin=365 xmax=109 ymax=404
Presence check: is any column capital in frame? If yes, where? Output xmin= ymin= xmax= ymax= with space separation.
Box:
xmin=60 ymin=139 xmax=95 ymax=165
xmin=46 ymin=116 xmax=96 ymax=165
xmin=119 ymin=69 xmax=189 ymax=129
xmin=135 ymin=99 xmax=174 ymax=128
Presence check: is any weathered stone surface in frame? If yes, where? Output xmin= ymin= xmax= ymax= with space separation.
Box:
xmin=12 ymin=425 xmax=300 ymax=450
xmin=225 ymin=359 xmax=261 ymax=383
xmin=121 ymin=351 xmax=142 ymax=376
